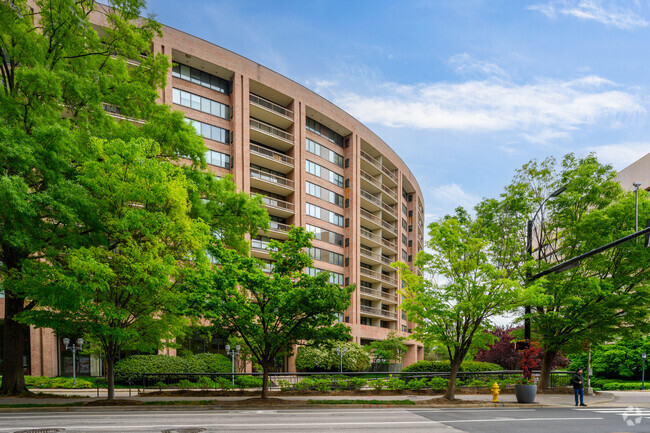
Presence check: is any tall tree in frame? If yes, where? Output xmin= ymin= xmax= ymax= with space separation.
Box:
xmin=0 ymin=0 xmax=267 ymax=395
xmin=23 ymin=137 xmax=210 ymax=400
xmin=191 ymin=227 xmax=354 ymax=399
xmin=493 ymin=153 xmax=650 ymax=388
xmin=367 ymin=331 xmax=408 ymax=366
xmin=395 ymin=207 xmax=524 ymax=400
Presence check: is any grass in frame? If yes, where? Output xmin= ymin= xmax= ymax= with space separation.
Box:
xmin=308 ymin=399 xmax=416 ymax=405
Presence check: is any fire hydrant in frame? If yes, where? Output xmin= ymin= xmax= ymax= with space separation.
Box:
xmin=491 ymin=382 xmax=500 ymax=403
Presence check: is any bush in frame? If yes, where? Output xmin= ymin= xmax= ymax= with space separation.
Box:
xmin=177 ymin=379 xmax=195 ymax=390
xmin=20 ymin=376 xmax=93 ymax=389
xmin=405 ymin=377 xmax=429 ymax=390
xmin=368 ymin=379 xmax=386 ymax=390
xmin=401 ymin=360 xmax=502 ymax=373
xmin=196 ymin=376 xmax=215 ymax=390
xmin=348 ymin=377 xmax=367 ymax=390
xmin=235 ymin=375 xmax=263 ymax=388
xmin=113 ymin=353 xmax=231 ymax=382
xmin=385 ymin=378 xmax=406 ymax=390
xmin=429 ymin=377 xmax=449 ymax=391
xmin=295 ymin=342 xmax=371 ymax=372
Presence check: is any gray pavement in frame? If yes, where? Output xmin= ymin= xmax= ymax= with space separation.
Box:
xmin=1 ymin=406 xmax=650 ymax=432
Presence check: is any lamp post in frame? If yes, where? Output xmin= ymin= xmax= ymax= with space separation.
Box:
xmin=525 ymin=186 xmax=566 ymax=341
xmin=634 ymin=182 xmax=642 ymax=243
xmin=641 ymin=353 xmax=648 ymax=390
xmin=225 ymin=344 xmax=240 ymax=386
xmin=62 ymin=337 xmax=84 ymax=387
xmin=334 ymin=347 xmax=347 ymax=373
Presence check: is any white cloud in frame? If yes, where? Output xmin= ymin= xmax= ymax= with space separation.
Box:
xmin=528 ymin=0 xmax=648 ymax=29
xmin=329 ymin=74 xmax=642 ymax=142
xmin=429 ymin=183 xmax=481 ymax=211
xmin=448 ymin=53 xmax=508 ymax=78
xmin=588 ymin=142 xmax=650 ymax=170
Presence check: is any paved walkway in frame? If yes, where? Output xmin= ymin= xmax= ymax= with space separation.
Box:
xmin=0 ymin=388 xmax=625 ymax=409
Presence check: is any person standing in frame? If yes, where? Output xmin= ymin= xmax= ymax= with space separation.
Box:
xmin=571 ymin=368 xmax=587 ymax=406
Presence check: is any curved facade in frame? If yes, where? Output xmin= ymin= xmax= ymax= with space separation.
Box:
xmin=158 ymin=24 xmax=426 ymax=367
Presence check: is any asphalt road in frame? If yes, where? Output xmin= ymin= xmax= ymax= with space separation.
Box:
xmin=2 ymin=406 xmax=650 ymax=433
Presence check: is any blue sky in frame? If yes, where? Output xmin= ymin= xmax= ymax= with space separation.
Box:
xmin=147 ymin=0 xmax=650 ymax=223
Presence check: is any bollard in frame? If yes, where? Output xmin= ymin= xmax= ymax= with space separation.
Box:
xmin=491 ymin=382 xmax=500 ymax=403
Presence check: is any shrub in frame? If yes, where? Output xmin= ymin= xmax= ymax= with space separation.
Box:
xmin=405 ymin=377 xmax=429 ymax=390
xmin=295 ymin=341 xmax=371 ymax=372
xmin=368 ymin=379 xmax=386 ymax=390
xmin=429 ymin=377 xmax=448 ymax=391
xmin=401 ymin=360 xmax=502 ymax=373
xmin=348 ymin=377 xmax=367 ymax=390
xmin=196 ymin=376 xmax=215 ymax=390
xmin=113 ymin=353 xmax=231 ymax=383
xmin=278 ymin=379 xmax=292 ymax=391
xmin=385 ymin=378 xmax=406 ymax=390
xmin=22 ymin=376 xmax=93 ymax=389
xmin=235 ymin=375 xmax=263 ymax=388
xmin=177 ymin=379 xmax=195 ymax=390
xmin=214 ymin=377 xmax=233 ymax=390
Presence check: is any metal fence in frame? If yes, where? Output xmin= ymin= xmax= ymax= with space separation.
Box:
xmin=130 ymin=370 xmax=575 ymax=393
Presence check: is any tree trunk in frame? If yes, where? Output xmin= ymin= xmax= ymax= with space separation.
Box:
xmin=106 ymin=357 xmax=115 ymax=401
xmin=0 ymin=296 xmax=29 ymax=396
xmin=444 ymin=357 xmax=462 ymax=400
xmin=538 ymin=349 xmax=557 ymax=389
xmin=261 ymin=366 xmax=269 ymax=399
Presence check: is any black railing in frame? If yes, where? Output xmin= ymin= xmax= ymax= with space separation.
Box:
xmin=127 ymin=370 xmax=574 ymax=393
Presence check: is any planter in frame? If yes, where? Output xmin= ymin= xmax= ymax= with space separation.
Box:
xmin=514 ymin=384 xmax=537 ymax=403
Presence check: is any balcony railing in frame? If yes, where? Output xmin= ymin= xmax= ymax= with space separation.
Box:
xmin=360 ymin=151 xmax=398 ymax=183
xmin=360 ymin=170 xmax=397 ymax=200
xmin=252 ymin=194 xmax=295 ymax=212
xmin=250 ymin=118 xmax=293 ymax=143
xmin=360 ymin=267 xmax=383 ymax=281
xmin=250 ymin=94 xmax=293 ymax=119
xmin=360 ymin=305 xmax=398 ymax=320
xmin=360 ymin=189 xmax=397 ymax=216
xmin=250 ymin=143 xmax=294 ymax=166
xmin=250 ymin=168 xmax=295 ymax=189
xmin=360 ymin=248 xmax=383 ymax=263
xmin=360 ymin=286 xmax=398 ymax=303
xmin=360 ymin=209 xmax=398 ymax=235
xmin=360 ymin=228 xmax=383 ymax=244
xmin=269 ymin=221 xmax=291 ymax=233
xmin=381 ymin=272 xmax=398 ymax=286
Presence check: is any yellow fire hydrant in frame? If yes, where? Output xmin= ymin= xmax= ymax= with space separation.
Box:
xmin=491 ymin=382 xmax=501 ymax=403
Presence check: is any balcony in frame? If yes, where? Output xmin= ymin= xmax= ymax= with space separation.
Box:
xmin=360 ymin=248 xmax=382 ymax=265
xmin=360 ymin=305 xmax=398 ymax=320
xmin=267 ymin=221 xmax=291 ymax=239
xmin=250 ymin=94 xmax=294 ymax=129
xmin=360 ymin=170 xmax=397 ymax=203
xmin=360 ymin=267 xmax=383 ymax=283
xmin=251 ymin=193 xmax=295 ymax=218
xmin=360 ymin=189 xmax=397 ymax=218
xmin=250 ymin=118 xmax=294 ymax=151
xmin=102 ymin=103 xmax=145 ymax=125
xmin=360 ymin=209 xmax=398 ymax=237
xmin=360 ymin=286 xmax=398 ymax=304
xmin=251 ymin=239 xmax=276 ymax=258
xmin=381 ymin=272 xmax=398 ymax=287
xmin=250 ymin=167 xmax=295 ymax=195
xmin=360 ymin=228 xmax=382 ymax=248
xmin=360 ymin=150 xmax=398 ymax=186
xmin=250 ymin=143 xmax=294 ymax=174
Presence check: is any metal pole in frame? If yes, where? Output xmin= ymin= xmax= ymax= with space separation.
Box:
xmin=525 ymin=220 xmax=533 ymax=341
xmin=340 ymin=352 xmax=343 ymax=373
xmin=231 ymin=352 xmax=235 ymax=386
xmin=587 ymin=343 xmax=591 ymax=390
xmin=72 ymin=345 xmax=76 ymax=387
xmin=643 ymin=354 xmax=646 ymax=390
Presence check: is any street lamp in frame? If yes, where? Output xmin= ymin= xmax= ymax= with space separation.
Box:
xmin=62 ymin=337 xmax=84 ymax=387
xmin=334 ymin=347 xmax=347 ymax=373
xmin=225 ymin=344 xmax=240 ymax=386
xmin=641 ymin=353 xmax=648 ymax=390
xmin=525 ymin=186 xmax=566 ymax=341
xmin=633 ymin=182 xmax=642 ymax=243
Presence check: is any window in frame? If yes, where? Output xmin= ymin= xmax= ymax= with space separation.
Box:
xmin=185 ymin=118 xmax=230 ymax=143
xmin=306 ymin=138 xmax=344 ymax=167
xmin=306 ymin=160 xmax=321 ymax=177
xmin=402 ymin=325 xmax=407 ymax=332
xmin=361 ymin=317 xmax=372 ymax=326
xmin=402 ymin=203 xmax=408 ymax=215
xmin=402 ymin=219 xmax=408 ymax=230
xmin=402 ymin=234 xmax=407 ymax=246
xmin=402 ymin=249 xmax=408 ymax=261
xmin=306 ymin=224 xmax=344 ymax=246
xmin=306 ymin=203 xmax=321 ymax=219
xmin=306 ymin=267 xmax=344 ymax=285
xmin=172 ymin=61 xmax=229 ymax=94
xmin=360 ymin=280 xmax=373 ymax=289
xmin=206 ymin=150 xmax=230 ymax=169
xmin=306 ymin=117 xmax=343 ymax=147
xmin=361 ymin=299 xmax=373 ymax=307
xmin=308 ymin=247 xmax=344 ymax=267
xmin=307 ymin=202 xmax=343 ymax=227
xmin=306 ymin=160 xmax=343 ymax=188
xmin=172 ymin=88 xmax=230 ymax=119
xmin=306 ymin=181 xmax=343 ymax=207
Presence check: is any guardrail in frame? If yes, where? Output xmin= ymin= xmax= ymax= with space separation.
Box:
xmin=126 ymin=370 xmax=574 ymax=392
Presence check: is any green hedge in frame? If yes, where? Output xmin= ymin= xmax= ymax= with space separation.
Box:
xmin=114 ymin=353 xmax=231 ymax=382
xmin=401 ymin=360 xmax=503 ymax=373
xmin=0 ymin=376 xmax=94 ymax=389
xmin=295 ymin=342 xmax=371 ymax=372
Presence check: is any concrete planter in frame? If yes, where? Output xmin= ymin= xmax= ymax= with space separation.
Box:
xmin=514 ymin=384 xmax=537 ymax=403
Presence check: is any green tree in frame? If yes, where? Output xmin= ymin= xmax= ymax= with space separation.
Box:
xmin=368 ymin=331 xmax=408 ymax=366
xmin=192 ymin=227 xmax=355 ymax=399
xmin=23 ymin=137 xmax=210 ymax=400
xmin=517 ymin=154 xmax=650 ymax=388
xmin=0 ymin=0 xmax=268 ymax=395
xmin=394 ymin=207 xmax=524 ymax=400
xmin=295 ymin=341 xmax=371 ymax=372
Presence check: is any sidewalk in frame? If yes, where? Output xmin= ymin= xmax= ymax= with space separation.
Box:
xmin=0 ymin=388 xmax=618 ymax=410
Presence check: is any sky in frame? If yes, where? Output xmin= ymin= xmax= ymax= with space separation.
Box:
xmin=146 ymin=0 xmax=650 ymax=225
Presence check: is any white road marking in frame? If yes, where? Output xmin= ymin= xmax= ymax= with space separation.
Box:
xmin=441 ymin=417 xmax=603 ymax=423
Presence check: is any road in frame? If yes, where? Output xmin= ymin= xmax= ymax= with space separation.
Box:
xmin=2 ymin=406 xmax=650 ymax=433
